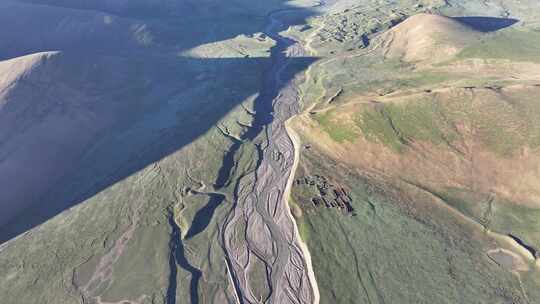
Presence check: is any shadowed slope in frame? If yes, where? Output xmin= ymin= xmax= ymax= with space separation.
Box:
xmin=0 ymin=51 xmax=316 ymax=243
xmin=0 ymin=0 xmax=317 ymax=243
xmin=380 ymin=13 xmax=481 ymax=62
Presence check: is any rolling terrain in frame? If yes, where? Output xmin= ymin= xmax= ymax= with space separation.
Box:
xmin=1 ymin=0 xmax=540 ymax=303
xmin=288 ymin=1 xmax=540 ymax=302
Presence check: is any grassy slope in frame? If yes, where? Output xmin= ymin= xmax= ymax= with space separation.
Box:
xmin=457 ymin=29 xmax=540 ymax=63
xmin=290 ymin=1 xmax=540 ymax=303
xmin=0 ymin=1 xmax=311 ymax=303
xmin=292 ymin=150 xmax=531 ymax=303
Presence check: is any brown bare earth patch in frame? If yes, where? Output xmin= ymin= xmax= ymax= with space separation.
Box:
xmin=294 ymin=85 xmax=540 ymax=207
xmin=379 ymin=13 xmax=481 ymax=63
xmin=487 ymin=248 xmax=529 ymax=272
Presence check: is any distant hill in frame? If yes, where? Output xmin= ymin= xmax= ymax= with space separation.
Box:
xmin=380 ymin=13 xmax=481 ymax=62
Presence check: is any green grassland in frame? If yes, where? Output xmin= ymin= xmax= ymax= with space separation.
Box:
xmin=312 ymin=96 xmax=461 ymax=153
xmin=457 ymin=29 xmax=540 ymax=63
xmin=299 ymin=51 xmax=460 ymax=111
xmin=0 ymin=102 xmax=257 ymax=303
xmin=313 ymin=88 xmax=540 ymax=157
xmin=292 ymin=148 xmax=535 ymax=303
xmin=435 ymin=187 xmax=540 ymax=251
xmin=313 ymin=110 xmax=359 ymax=142
xmin=356 ymin=99 xmax=459 ymax=152
xmin=0 ymin=2 xmax=291 ymax=302
xmin=292 ymin=2 xmax=540 ymax=303
xmin=3 ymin=0 xmax=540 ymax=303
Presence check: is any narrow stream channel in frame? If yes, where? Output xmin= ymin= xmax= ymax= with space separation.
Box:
xmin=167 ymin=211 xmax=202 ymax=304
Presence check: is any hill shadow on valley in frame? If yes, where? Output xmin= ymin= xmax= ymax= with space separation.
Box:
xmin=0 ymin=0 xmax=319 ymax=243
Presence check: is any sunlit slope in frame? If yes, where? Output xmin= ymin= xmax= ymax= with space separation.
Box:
xmin=293 ymin=86 xmax=540 ymax=302
xmin=290 ymin=6 xmax=540 ymax=303
xmin=380 ymin=13 xmax=481 ymax=62
xmin=0 ymin=50 xmax=244 ymax=229
xmin=1 ymin=0 xmax=540 ymax=303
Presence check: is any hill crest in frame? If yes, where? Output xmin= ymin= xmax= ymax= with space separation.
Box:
xmin=380 ymin=13 xmax=481 ymax=62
